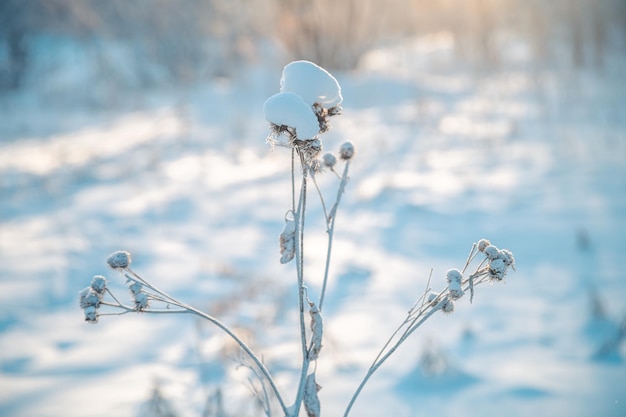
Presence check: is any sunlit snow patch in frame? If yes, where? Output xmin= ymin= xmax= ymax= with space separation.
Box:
xmin=280 ymin=60 xmax=343 ymax=107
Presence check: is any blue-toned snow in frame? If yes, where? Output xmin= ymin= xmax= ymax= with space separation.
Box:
xmin=1 ymin=37 xmax=625 ymax=417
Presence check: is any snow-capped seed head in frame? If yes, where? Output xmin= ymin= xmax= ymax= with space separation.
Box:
xmin=446 ymin=268 xmax=463 ymax=285
xmin=280 ymin=60 xmax=343 ymax=108
xmin=441 ymin=298 xmax=455 ymax=314
xmin=129 ymin=281 xmax=142 ymax=296
xmin=483 ymin=245 xmax=500 ymax=261
xmin=308 ymin=138 xmax=323 ymax=155
xmin=90 ymin=275 xmax=107 ymax=294
xmin=488 ymin=258 xmax=507 ymax=281
xmin=79 ymin=287 xmax=101 ymax=308
xmin=133 ymin=292 xmax=149 ymax=311
xmin=264 ymin=92 xmax=320 ymax=141
xmin=107 ymin=251 xmax=131 ymax=269
xmin=477 ymin=239 xmax=491 ymax=252
xmin=448 ymin=280 xmax=464 ymax=300
xmin=83 ymin=305 xmax=98 ymax=323
xmin=498 ymin=249 xmax=516 ymax=270
xmin=322 ymin=152 xmax=337 ymax=169
xmin=339 ymin=141 xmax=356 ymax=160
xmin=428 ymin=291 xmax=439 ymax=306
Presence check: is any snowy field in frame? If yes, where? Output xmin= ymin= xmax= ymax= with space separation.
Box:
xmin=1 ymin=36 xmax=625 ymax=417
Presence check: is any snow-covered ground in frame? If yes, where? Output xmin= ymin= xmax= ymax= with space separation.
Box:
xmin=1 ymin=36 xmax=625 ymax=417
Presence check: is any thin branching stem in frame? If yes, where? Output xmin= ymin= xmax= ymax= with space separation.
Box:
xmin=343 ymin=302 xmax=444 ymax=417
xmin=371 ymin=269 xmax=433 ymax=367
xmin=104 ymin=275 xmax=290 ymax=416
xmin=291 ymin=150 xmax=313 ymax=417
xmin=319 ymin=160 xmax=351 ymax=311
xmin=310 ymin=173 xmax=329 ymax=224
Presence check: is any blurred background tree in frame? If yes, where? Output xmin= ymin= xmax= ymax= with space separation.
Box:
xmin=1 ymin=0 xmax=624 ymax=92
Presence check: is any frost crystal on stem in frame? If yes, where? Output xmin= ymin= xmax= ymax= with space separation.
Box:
xmin=308 ymin=302 xmax=323 ymax=361
xmin=303 ymin=373 xmax=321 ymax=417
xmin=279 ymin=214 xmax=297 ymax=264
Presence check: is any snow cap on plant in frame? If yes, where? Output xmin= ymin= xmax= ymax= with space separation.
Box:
xmin=265 ymin=61 xmax=343 ymax=145
xmin=339 ymin=141 xmax=356 ymax=160
xmin=446 ymin=269 xmax=464 ymax=300
xmin=264 ymin=92 xmax=321 ymax=141
xmin=446 ymin=269 xmax=462 ymax=285
xmin=107 ymin=250 xmax=131 ymax=269
xmin=280 ymin=60 xmax=342 ymax=109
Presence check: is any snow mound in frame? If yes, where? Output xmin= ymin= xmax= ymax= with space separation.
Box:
xmin=280 ymin=60 xmax=343 ymax=107
xmin=263 ymin=92 xmax=321 ymax=140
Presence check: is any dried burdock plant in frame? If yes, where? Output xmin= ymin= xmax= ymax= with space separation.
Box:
xmin=80 ymin=60 xmax=515 ymax=417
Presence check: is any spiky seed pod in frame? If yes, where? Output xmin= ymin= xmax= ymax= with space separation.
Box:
xmin=83 ymin=305 xmax=98 ymax=323
xmin=308 ymin=302 xmax=323 ymax=361
xmin=90 ymin=275 xmax=107 ymax=295
xmin=303 ymin=372 xmax=321 ymax=417
xmin=446 ymin=269 xmax=462 ymax=285
xmin=133 ymin=292 xmax=149 ymax=311
xmin=428 ymin=291 xmax=439 ymax=307
xmin=322 ymin=152 xmax=337 ymax=168
xmin=483 ymin=245 xmax=500 ymax=261
xmin=445 ymin=269 xmax=464 ymax=299
xmin=488 ymin=258 xmax=507 ymax=281
xmin=107 ymin=250 xmax=131 ymax=269
xmin=79 ymin=287 xmax=101 ymax=308
xmin=129 ymin=281 xmax=142 ymax=295
xmin=498 ymin=249 xmax=516 ymax=270
xmin=448 ymin=280 xmax=464 ymax=300
xmin=339 ymin=141 xmax=355 ymax=160
xmin=441 ymin=298 xmax=455 ymax=314
xmin=279 ymin=216 xmax=296 ymax=264
xmin=477 ymin=239 xmax=491 ymax=252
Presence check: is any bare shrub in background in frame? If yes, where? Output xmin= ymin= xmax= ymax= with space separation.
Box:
xmin=2 ymin=0 xmax=625 ymax=92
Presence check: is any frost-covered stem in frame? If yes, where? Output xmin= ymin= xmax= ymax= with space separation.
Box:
xmin=181 ymin=304 xmax=289 ymax=416
xmin=291 ymin=152 xmax=312 ymax=417
xmin=107 ymin=273 xmax=289 ymax=416
xmin=343 ymin=302 xmax=444 ymax=417
xmin=371 ymin=273 xmax=434 ymax=368
xmin=319 ymin=160 xmax=351 ymax=311
xmin=310 ymin=173 xmax=330 ymax=224
xmin=124 ymin=268 xmax=179 ymax=305
xmin=291 ymin=148 xmax=296 ymax=214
